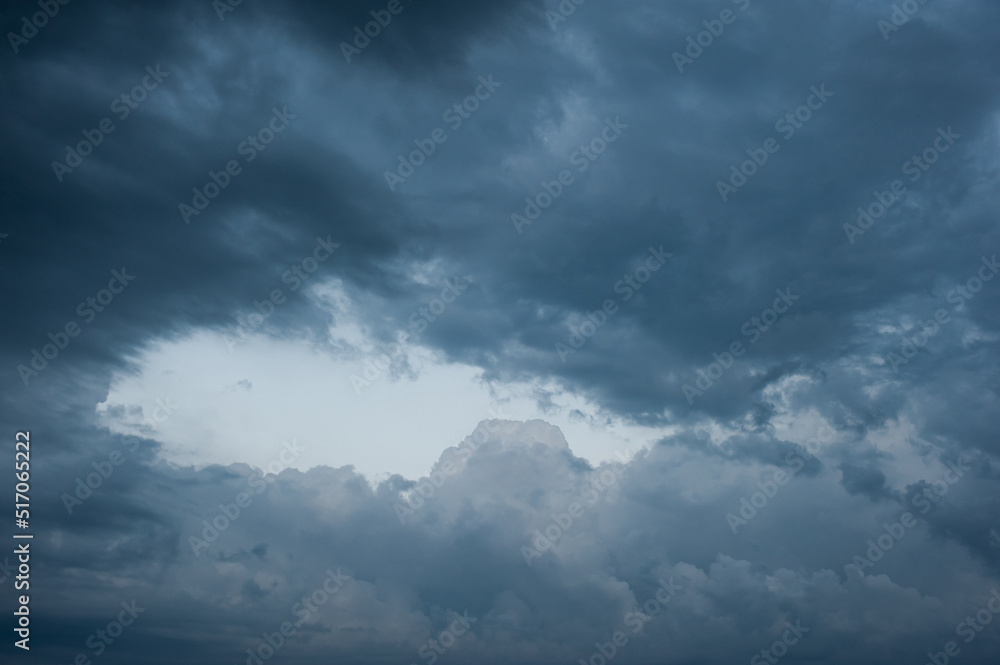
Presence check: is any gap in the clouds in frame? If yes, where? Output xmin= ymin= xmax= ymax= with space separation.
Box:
xmin=94 ymin=328 xmax=671 ymax=483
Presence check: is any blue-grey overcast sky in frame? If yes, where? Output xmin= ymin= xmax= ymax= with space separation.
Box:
xmin=1 ymin=0 xmax=999 ymax=664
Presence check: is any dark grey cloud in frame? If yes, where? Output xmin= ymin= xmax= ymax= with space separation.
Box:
xmin=6 ymin=419 xmax=998 ymax=664
xmin=2 ymin=0 xmax=1000 ymax=663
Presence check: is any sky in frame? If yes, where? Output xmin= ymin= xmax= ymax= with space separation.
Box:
xmin=2 ymin=0 xmax=1000 ymax=663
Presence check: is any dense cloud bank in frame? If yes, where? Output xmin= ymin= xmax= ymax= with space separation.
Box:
xmin=1 ymin=0 xmax=999 ymax=663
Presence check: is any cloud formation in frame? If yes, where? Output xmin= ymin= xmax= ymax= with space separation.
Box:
xmin=1 ymin=0 xmax=999 ymax=663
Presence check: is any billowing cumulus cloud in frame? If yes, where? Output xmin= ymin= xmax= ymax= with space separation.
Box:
xmin=1 ymin=0 xmax=999 ymax=663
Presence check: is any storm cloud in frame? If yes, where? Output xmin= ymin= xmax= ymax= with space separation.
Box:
xmin=2 ymin=0 xmax=999 ymax=663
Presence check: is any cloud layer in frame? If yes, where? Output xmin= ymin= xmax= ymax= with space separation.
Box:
xmin=1 ymin=0 xmax=999 ymax=663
